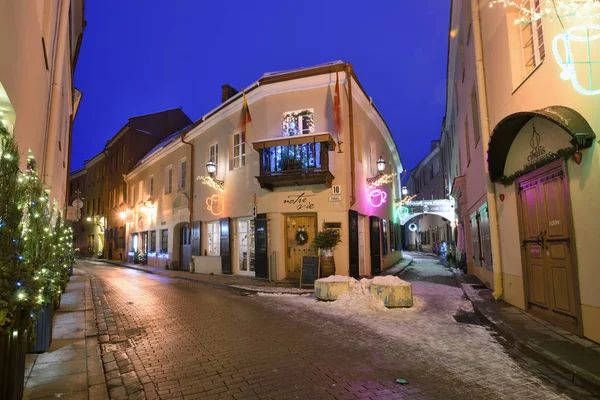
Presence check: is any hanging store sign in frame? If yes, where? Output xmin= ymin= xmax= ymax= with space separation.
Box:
xmin=368 ymin=189 xmax=387 ymax=208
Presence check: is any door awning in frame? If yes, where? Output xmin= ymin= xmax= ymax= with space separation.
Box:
xmin=252 ymin=132 xmax=336 ymax=151
xmin=487 ymin=106 xmax=595 ymax=182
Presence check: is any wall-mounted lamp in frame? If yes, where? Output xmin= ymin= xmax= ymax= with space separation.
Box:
xmin=377 ymin=155 xmax=386 ymax=173
xmin=402 ymin=186 xmax=408 ymax=196
xmin=367 ymin=154 xmax=390 ymax=188
xmin=206 ymin=161 xmax=224 ymax=190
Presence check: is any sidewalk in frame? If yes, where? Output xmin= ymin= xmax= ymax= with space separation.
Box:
xmin=460 ymin=277 xmax=600 ymax=396
xmin=379 ymin=254 xmax=413 ymax=276
xmin=23 ymin=272 xmax=108 ymax=399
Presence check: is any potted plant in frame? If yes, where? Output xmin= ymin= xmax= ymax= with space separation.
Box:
xmin=311 ymin=228 xmax=341 ymax=278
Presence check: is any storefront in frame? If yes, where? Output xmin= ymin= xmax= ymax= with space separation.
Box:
xmin=487 ymin=106 xmax=598 ymax=340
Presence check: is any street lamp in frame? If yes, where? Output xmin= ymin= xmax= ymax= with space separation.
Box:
xmin=205 ymin=160 xmax=224 ymax=190
xmin=402 ymin=186 xmax=408 ymax=196
xmin=377 ymin=155 xmax=386 ymax=174
xmin=119 ymin=211 xmax=127 ymax=220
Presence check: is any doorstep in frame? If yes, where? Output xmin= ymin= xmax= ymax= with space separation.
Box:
xmin=460 ymin=278 xmax=600 ymax=396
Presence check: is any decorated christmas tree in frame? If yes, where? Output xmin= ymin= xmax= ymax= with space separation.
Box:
xmin=0 ymin=124 xmax=41 ymax=334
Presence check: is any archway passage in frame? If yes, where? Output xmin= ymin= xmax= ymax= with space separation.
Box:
xmin=396 ymin=199 xmax=454 ymax=226
xmin=487 ymin=106 xmax=595 ymax=183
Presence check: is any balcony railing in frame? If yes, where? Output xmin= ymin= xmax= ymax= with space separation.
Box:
xmin=252 ymin=133 xmax=336 ymax=191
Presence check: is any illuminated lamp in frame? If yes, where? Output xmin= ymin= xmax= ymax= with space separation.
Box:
xmin=377 ymin=155 xmax=386 ymax=173
xmin=205 ymin=161 xmax=224 ymax=191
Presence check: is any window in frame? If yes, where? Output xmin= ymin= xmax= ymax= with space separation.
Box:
xmin=179 ymin=159 xmax=187 ymax=190
xmin=471 ymin=86 xmax=481 ymax=147
xmin=356 ymin=125 xmax=363 ymax=163
xmin=381 ymin=219 xmax=388 ymax=256
xmin=138 ymin=181 xmax=143 ymax=202
xmin=112 ymin=154 xmax=117 ymax=172
xmin=283 ymin=109 xmax=314 ymax=136
xmin=470 ymin=212 xmax=483 ymax=267
xmin=149 ymin=175 xmax=154 ymax=197
xmin=464 ymin=116 xmax=471 ymax=165
xmin=122 ymin=145 xmax=127 ymax=164
xmin=520 ymin=0 xmax=545 ymax=77
xmin=131 ymin=185 xmax=136 ymax=207
xmin=209 ymin=143 xmax=218 ymax=175
xmin=207 ymin=221 xmax=220 ymax=255
xmin=165 ymin=165 xmax=172 ymax=194
xmin=369 ymin=141 xmax=377 ymax=175
xmin=479 ymin=204 xmax=493 ymax=269
xmin=160 ymin=229 xmax=168 ymax=253
xmin=86 ymin=200 xmax=90 ymax=216
xmin=150 ymin=230 xmax=157 ymax=253
xmin=98 ymin=197 xmax=102 ymax=214
xmin=232 ymin=132 xmax=246 ymax=169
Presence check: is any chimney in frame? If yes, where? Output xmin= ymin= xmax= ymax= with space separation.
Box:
xmin=221 ymin=84 xmax=239 ymax=103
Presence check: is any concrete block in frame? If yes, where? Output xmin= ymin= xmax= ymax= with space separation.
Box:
xmin=370 ymin=279 xmax=413 ymax=308
xmin=315 ymin=280 xmax=351 ymax=301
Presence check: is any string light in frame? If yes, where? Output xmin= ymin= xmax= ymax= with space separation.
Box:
xmin=366 ymin=173 xmax=395 ymax=189
xmin=197 ymin=175 xmax=225 ymax=192
xmin=489 ymin=0 xmax=600 ymax=24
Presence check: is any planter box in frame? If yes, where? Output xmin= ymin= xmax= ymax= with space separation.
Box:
xmin=28 ymin=303 xmax=53 ymax=353
xmin=370 ymin=279 xmax=413 ymax=308
xmin=315 ymin=280 xmax=351 ymax=301
xmin=0 ymin=329 xmax=27 ymax=400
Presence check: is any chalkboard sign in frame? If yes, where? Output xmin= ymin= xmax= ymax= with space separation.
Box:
xmin=300 ymin=256 xmax=320 ymax=288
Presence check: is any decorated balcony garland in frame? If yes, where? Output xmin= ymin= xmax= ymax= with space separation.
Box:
xmin=495 ymin=147 xmax=577 ymax=186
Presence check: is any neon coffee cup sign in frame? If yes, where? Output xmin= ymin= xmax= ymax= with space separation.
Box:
xmin=368 ymin=189 xmax=387 ymax=208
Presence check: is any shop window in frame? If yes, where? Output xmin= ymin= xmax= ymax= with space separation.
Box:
xmin=470 ymin=212 xmax=483 ymax=266
xmin=381 ymin=220 xmax=388 ymax=256
xmin=207 ymin=221 xmax=220 ymax=256
xmin=150 ymin=230 xmax=156 ymax=253
xmin=161 ymin=229 xmax=168 ymax=253
xmin=479 ymin=204 xmax=493 ymax=270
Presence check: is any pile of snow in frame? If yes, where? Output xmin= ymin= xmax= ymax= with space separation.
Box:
xmin=316 ymin=275 xmax=355 ymax=283
xmin=371 ymin=275 xmax=410 ymax=286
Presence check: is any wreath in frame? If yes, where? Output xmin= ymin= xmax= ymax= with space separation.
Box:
xmin=295 ymin=230 xmax=309 ymax=245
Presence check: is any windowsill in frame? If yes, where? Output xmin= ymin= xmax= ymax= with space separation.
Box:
xmin=512 ymin=59 xmax=544 ymax=96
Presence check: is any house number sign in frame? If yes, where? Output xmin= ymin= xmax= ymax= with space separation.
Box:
xmin=283 ymin=192 xmax=315 ymax=210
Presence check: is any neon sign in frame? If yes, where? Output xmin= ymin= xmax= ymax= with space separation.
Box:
xmin=368 ymin=189 xmax=387 ymax=208
xmin=553 ymin=25 xmax=600 ymax=96
xmin=206 ymin=194 xmax=224 ymax=216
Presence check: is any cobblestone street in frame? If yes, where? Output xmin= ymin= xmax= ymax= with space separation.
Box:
xmin=79 ymin=260 xmax=595 ymax=400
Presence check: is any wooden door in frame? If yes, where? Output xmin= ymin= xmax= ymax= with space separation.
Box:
xmin=348 ymin=210 xmax=359 ymax=279
xmin=285 ymin=215 xmax=317 ymax=279
xmin=180 ymin=224 xmax=191 ymax=271
xmin=519 ymin=166 xmax=580 ymax=332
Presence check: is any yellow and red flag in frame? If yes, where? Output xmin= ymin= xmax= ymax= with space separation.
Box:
xmin=240 ymin=91 xmax=252 ymax=141
xmin=333 ymin=71 xmax=341 ymax=135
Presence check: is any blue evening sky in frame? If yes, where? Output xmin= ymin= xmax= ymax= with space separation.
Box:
xmin=72 ymin=0 xmax=450 ymax=171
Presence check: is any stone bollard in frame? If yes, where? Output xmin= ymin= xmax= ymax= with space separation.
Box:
xmin=369 ymin=276 xmax=413 ymax=307
xmin=315 ymin=277 xmax=353 ymax=301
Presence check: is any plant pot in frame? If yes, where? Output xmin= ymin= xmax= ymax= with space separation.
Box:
xmin=28 ymin=303 xmax=53 ymax=353
xmin=0 ymin=327 xmax=28 ymax=400
xmin=320 ymin=250 xmax=336 ymax=278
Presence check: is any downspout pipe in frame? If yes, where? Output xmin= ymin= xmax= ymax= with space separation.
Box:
xmin=472 ymin=0 xmax=503 ymax=300
xmin=346 ymin=65 xmax=356 ymax=206
xmin=43 ymin=0 xmax=70 ymax=199
xmin=180 ymin=133 xmax=194 ymax=234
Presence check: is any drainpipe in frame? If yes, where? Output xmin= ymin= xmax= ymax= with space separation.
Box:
xmin=43 ymin=0 xmax=70 ymax=197
xmin=472 ymin=0 xmax=503 ymax=300
xmin=346 ymin=64 xmax=356 ymax=206
xmin=180 ymin=133 xmax=194 ymax=233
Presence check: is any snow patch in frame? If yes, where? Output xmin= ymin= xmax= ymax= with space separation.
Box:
xmin=371 ymin=275 xmax=410 ymax=287
xmin=317 ymin=275 xmax=356 ymax=283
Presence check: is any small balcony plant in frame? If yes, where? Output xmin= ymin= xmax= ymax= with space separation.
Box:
xmin=311 ymin=228 xmax=341 ymax=278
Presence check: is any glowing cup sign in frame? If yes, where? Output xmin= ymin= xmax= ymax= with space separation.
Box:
xmin=206 ymin=194 xmax=224 ymax=216
xmin=553 ymin=25 xmax=600 ymax=96
xmin=368 ymin=189 xmax=387 ymax=208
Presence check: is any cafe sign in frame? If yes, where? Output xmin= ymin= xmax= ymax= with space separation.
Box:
xmin=504 ymin=118 xmax=572 ymax=177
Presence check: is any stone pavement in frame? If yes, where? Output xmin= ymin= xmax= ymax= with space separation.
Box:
xmin=80 ymin=261 xmax=584 ymax=400
xmin=401 ymin=252 xmax=600 ymax=398
xmin=378 ymin=254 xmax=413 ymax=276
xmin=462 ymin=281 xmax=600 ymax=397
xmin=23 ymin=272 xmax=108 ymax=399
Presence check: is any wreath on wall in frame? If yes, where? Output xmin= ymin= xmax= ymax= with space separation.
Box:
xmin=295 ymin=229 xmax=309 ymax=245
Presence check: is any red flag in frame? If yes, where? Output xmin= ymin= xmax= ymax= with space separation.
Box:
xmin=240 ymin=91 xmax=252 ymax=141
xmin=333 ymin=71 xmax=341 ymax=135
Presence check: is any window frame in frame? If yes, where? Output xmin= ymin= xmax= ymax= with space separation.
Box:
xmin=232 ymin=131 xmax=246 ymax=169
xmin=519 ymin=0 xmax=545 ymax=78
xmin=148 ymin=175 xmax=154 ymax=198
xmin=179 ymin=158 xmax=187 ymax=190
xmin=160 ymin=229 xmax=169 ymax=253
xmin=150 ymin=230 xmax=157 ymax=253
xmin=207 ymin=221 xmax=220 ymax=256
xmin=208 ymin=143 xmax=218 ymax=176
xmin=165 ymin=164 xmax=173 ymax=194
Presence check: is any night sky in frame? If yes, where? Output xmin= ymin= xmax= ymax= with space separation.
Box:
xmin=72 ymin=0 xmax=450 ymax=172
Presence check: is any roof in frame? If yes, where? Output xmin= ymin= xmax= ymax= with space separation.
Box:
xmin=260 ymin=60 xmax=344 ymax=79
xmin=134 ymin=126 xmax=189 ymax=168
xmin=70 ymin=167 xmax=85 ymax=179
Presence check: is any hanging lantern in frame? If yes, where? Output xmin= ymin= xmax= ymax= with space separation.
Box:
xmin=499 ymin=193 xmax=505 ymax=202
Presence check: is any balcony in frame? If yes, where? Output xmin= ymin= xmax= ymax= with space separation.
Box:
xmin=252 ymin=132 xmax=336 ymax=191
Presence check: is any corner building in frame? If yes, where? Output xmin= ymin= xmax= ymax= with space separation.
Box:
xmin=126 ymin=62 xmax=404 ymax=279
